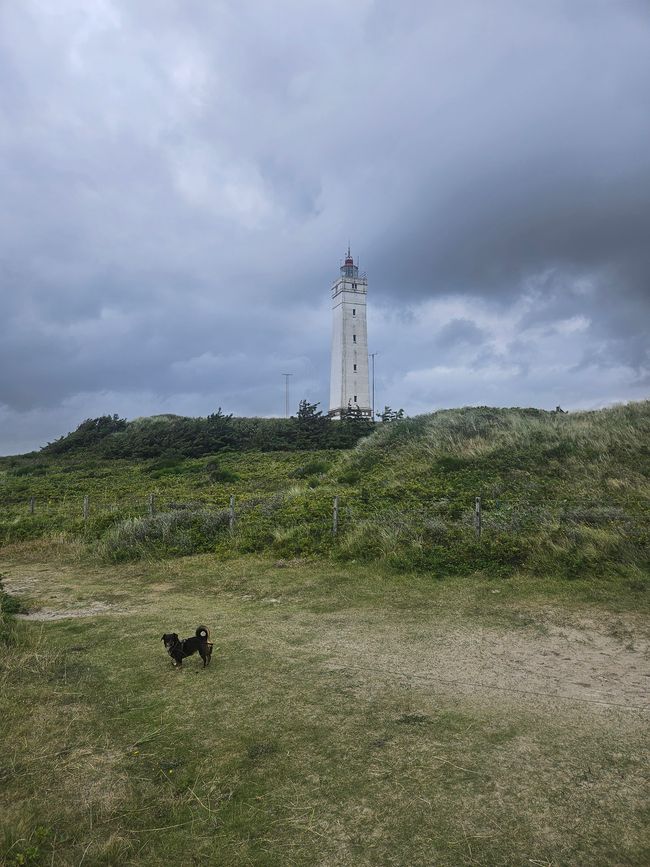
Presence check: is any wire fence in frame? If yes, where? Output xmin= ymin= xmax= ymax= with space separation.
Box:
xmin=2 ymin=491 xmax=648 ymax=540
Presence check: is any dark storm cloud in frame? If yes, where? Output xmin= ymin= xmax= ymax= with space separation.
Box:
xmin=0 ymin=0 xmax=648 ymax=453
xmin=435 ymin=319 xmax=488 ymax=352
xmin=365 ymin=4 xmax=650 ymax=348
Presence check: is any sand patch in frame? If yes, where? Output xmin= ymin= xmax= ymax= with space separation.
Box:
xmin=304 ymin=611 xmax=650 ymax=712
xmin=17 ymin=601 xmax=120 ymax=621
xmin=2 ymin=566 xmax=137 ymax=619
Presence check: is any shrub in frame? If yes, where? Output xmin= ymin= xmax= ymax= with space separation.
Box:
xmin=11 ymin=464 xmax=47 ymax=477
xmin=205 ymin=461 xmax=240 ymax=483
xmin=0 ymin=579 xmax=28 ymax=646
xmin=143 ymin=452 xmax=185 ymax=472
xmin=290 ymin=460 xmax=330 ymax=479
xmin=271 ymin=525 xmax=313 ymax=556
xmin=102 ymin=509 xmax=230 ymax=561
xmin=0 ymin=584 xmax=27 ymax=616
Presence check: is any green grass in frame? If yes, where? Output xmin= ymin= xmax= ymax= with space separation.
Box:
xmin=1 ymin=404 xmax=648 ymax=863
xmin=1 ymin=403 xmax=648 ymax=605
xmin=1 ymin=551 xmax=648 ymax=865
xmin=0 ymin=402 xmax=650 ymax=867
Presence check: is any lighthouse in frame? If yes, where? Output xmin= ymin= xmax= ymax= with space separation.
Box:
xmin=329 ymin=248 xmax=372 ymax=419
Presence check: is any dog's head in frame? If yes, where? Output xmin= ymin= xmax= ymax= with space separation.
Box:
xmin=161 ymin=633 xmax=179 ymax=649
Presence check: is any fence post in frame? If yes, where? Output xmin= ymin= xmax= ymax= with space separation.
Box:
xmin=29 ymin=497 xmax=35 ymax=515
xmin=474 ymin=496 xmax=481 ymax=540
xmin=148 ymin=493 xmax=155 ymax=516
xmin=229 ymin=495 xmax=236 ymax=535
xmin=83 ymin=495 xmax=89 ymax=520
xmin=332 ymin=496 xmax=339 ymax=537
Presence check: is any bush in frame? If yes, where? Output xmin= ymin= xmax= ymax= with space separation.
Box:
xmin=0 ymin=579 xmax=28 ymax=646
xmin=11 ymin=464 xmax=47 ymax=477
xmin=205 ymin=461 xmax=240 ymax=483
xmin=38 ymin=407 xmax=375 ymax=460
xmin=290 ymin=460 xmax=330 ymax=479
xmin=271 ymin=525 xmax=313 ymax=556
xmin=102 ymin=509 xmax=230 ymax=561
xmin=1 ymin=585 xmax=27 ymax=616
xmin=143 ymin=452 xmax=185 ymax=473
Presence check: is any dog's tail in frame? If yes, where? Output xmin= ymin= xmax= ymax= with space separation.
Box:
xmin=196 ymin=625 xmax=210 ymax=641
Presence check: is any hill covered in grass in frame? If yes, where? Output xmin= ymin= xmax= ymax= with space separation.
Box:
xmin=2 ymin=404 xmax=648 ymax=864
xmin=36 ymin=403 xmax=374 ymax=459
xmin=1 ymin=402 xmax=648 ymax=604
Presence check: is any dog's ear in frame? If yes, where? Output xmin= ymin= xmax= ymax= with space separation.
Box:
xmin=161 ymin=635 xmax=166 ymax=641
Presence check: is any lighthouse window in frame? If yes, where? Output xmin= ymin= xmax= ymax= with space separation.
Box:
xmin=353 ymin=334 xmax=356 ymax=343
xmin=352 ymin=308 xmax=356 ymax=315
xmin=354 ymin=395 xmax=357 ymax=402
xmin=353 ymin=364 xmax=357 ymax=371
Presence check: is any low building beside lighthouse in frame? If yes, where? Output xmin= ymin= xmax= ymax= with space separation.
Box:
xmin=329 ymin=248 xmax=372 ymax=419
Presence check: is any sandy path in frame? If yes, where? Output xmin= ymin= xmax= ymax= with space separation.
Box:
xmin=300 ymin=612 xmax=650 ymax=712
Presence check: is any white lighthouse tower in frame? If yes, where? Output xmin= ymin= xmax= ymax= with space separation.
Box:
xmin=329 ymin=247 xmax=372 ymax=419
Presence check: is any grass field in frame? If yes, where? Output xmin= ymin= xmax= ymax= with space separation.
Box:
xmin=1 ymin=404 xmax=648 ymax=864
xmin=1 ymin=544 xmax=648 ymax=866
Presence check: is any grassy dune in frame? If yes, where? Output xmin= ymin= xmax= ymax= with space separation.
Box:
xmin=1 ymin=553 xmax=648 ymax=866
xmin=1 ymin=403 xmax=648 ymax=864
xmin=1 ymin=402 xmax=648 ymax=603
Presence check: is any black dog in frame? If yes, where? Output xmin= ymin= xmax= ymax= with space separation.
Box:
xmin=161 ymin=625 xmax=213 ymax=668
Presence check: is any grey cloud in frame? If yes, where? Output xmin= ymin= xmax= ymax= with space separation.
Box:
xmin=435 ymin=319 xmax=488 ymax=351
xmin=0 ymin=0 xmax=648 ymax=452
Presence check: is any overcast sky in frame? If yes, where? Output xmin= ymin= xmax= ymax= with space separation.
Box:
xmin=1 ymin=0 xmax=649 ymax=454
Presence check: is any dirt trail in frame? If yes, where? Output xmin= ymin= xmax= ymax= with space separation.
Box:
xmin=303 ymin=611 xmax=650 ymax=712
xmin=1 ymin=568 xmax=128 ymax=620
xmin=16 ymin=601 xmax=120 ymax=621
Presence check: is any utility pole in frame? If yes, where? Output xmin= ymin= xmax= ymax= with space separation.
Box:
xmin=369 ymin=353 xmax=378 ymax=419
xmin=281 ymin=373 xmax=293 ymax=418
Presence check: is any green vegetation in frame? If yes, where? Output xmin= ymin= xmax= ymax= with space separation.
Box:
xmin=1 ymin=402 xmax=648 ymax=605
xmin=1 ymin=402 xmax=649 ymax=864
xmin=40 ymin=401 xmax=374 ymax=459
xmin=0 ymin=554 xmax=647 ymax=865
xmin=0 ymin=577 xmax=28 ymax=647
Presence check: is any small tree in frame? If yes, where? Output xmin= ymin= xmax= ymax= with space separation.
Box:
xmin=43 ymin=414 xmax=127 ymax=454
xmin=294 ymin=400 xmax=330 ymax=448
xmin=330 ymin=402 xmax=374 ymax=447
xmin=377 ymin=406 xmax=405 ymax=423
